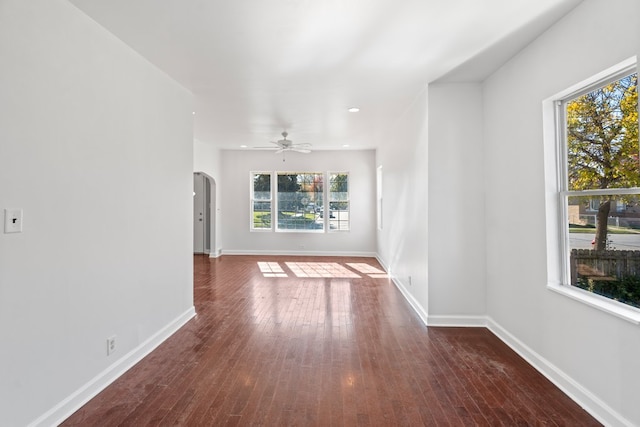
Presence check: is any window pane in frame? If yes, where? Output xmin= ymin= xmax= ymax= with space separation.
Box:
xmin=329 ymin=173 xmax=348 ymax=200
xmin=277 ymin=173 xmax=323 ymax=231
xmin=253 ymin=201 xmax=271 ymax=229
xmin=568 ymin=194 xmax=640 ymax=250
xmin=329 ymin=202 xmax=349 ymax=230
xmin=568 ymin=194 xmax=640 ymax=309
xmin=566 ymin=73 xmax=639 ymax=191
xmin=329 ymin=173 xmax=349 ymax=231
xmin=251 ymin=173 xmax=271 ymax=230
xmin=253 ymin=173 xmax=271 ymax=199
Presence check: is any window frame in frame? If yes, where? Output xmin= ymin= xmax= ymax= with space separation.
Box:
xmin=250 ymin=171 xmax=273 ymax=232
xmin=545 ymin=57 xmax=640 ymax=324
xmin=328 ymin=171 xmax=350 ymax=232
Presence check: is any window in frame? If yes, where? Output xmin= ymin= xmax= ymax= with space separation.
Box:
xmin=276 ymin=172 xmax=324 ymax=231
xmin=329 ymin=172 xmax=349 ymax=231
xmin=377 ymin=166 xmax=383 ymax=230
xmin=250 ymin=171 xmax=352 ymax=233
xmin=251 ymin=172 xmax=272 ymax=230
xmin=556 ymin=63 xmax=639 ymax=311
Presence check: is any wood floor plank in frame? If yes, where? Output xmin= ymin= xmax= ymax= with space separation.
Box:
xmin=61 ymin=255 xmax=602 ymax=426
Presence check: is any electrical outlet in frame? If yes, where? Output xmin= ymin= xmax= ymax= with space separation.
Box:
xmin=107 ymin=336 xmax=116 ymax=356
xmin=4 ymin=208 xmax=23 ymax=233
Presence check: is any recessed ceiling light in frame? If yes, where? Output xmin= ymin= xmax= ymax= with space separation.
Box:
xmin=192 ymin=111 xmax=196 ymax=115
xmin=348 ymin=107 xmax=360 ymax=113
xmin=343 ymin=144 xmax=350 ymax=148
xmin=240 ymin=145 xmax=248 ymax=148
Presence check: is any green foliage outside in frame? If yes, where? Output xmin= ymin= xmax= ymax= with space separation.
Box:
xmin=330 ymin=173 xmax=348 ymax=211
xmin=575 ymin=275 xmax=640 ymax=309
xmin=567 ymin=73 xmax=638 ymax=250
xmin=253 ymin=211 xmax=271 ymax=228
xmin=253 ymin=173 xmax=271 ymax=192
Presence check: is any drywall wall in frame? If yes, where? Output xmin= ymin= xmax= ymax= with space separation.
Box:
xmin=483 ymin=0 xmax=640 ymax=424
xmin=220 ymin=149 xmax=376 ymax=255
xmin=0 ymin=1 xmax=194 ymax=425
xmin=427 ymin=83 xmax=486 ymax=324
xmin=375 ymin=89 xmax=429 ymax=321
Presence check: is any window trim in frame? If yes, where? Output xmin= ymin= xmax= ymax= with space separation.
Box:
xmin=250 ymin=171 xmax=273 ymax=232
xmin=544 ymin=56 xmax=640 ymax=324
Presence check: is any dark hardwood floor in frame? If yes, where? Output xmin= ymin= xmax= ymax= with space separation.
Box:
xmin=62 ymin=255 xmax=600 ymax=426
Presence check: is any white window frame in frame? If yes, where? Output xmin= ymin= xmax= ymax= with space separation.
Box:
xmin=377 ymin=166 xmax=383 ymax=231
xmin=543 ymin=57 xmax=640 ymax=324
xmin=250 ymin=171 xmax=273 ymax=231
xmin=328 ymin=172 xmax=350 ymax=232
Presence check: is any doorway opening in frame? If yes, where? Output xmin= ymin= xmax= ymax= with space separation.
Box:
xmin=194 ymin=172 xmax=216 ymax=255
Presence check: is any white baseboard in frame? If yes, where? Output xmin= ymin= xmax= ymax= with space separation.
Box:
xmin=30 ymin=307 xmax=196 ymax=427
xmin=486 ymin=317 xmax=632 ymax=427
xmin=221 ymin=249 xmax=377 ymax=257
xmin=209 ymin=249 xmax=222 ymax=258
xmin=427 ymin=315 xmax=487 ymax=327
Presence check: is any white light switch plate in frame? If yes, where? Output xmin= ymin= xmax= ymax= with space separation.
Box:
xmin=4 ymin=209 xmax=23 ymax=233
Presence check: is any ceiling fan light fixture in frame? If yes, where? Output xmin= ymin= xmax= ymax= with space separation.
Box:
xmin=251 ymin=131 xmax=312 ymax=155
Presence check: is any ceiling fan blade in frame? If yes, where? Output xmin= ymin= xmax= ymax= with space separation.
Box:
xmin=274 ymin=148 xmax=285 ymax=154
xmin=292 ymin=148 xmax=311 ymax=153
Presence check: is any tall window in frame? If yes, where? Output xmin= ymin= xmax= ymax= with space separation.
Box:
xmin=276 ymin=172 xmax=324 ymax=231
xmin=558 ymin=66 xmax=639 ymax=309
xmin=377 ymin=166 xmax=383 ymax=230
xmin=251 ymin=172 xmax=272 ymax=230
xmin=329 ymin=172 xmax=349 ymax=231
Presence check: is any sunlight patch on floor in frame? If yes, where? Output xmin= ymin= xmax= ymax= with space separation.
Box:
xmin=346 ymin=263 xmax=388 ymax=278
xmin=257 ymin=262 xmax=288 ymax=277
xmin=286 ymin=262 xmax=361 ymax=278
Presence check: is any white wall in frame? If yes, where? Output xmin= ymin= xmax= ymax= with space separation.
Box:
xmin=427 ymin=83 xmax=486 ymax=323
xmin=0 ymin=1 xmax=195 ymax=425
xmin=376 ymin=89 xmax=430 ymax=321
xmin=483 ymin=0 xmax=640 ymax=425
xmin=220 ymin=149 xmax=376 ymax=255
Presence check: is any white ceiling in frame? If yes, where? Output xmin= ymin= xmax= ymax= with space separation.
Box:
xmin=68 ymin=0 xmax=582 ymax=150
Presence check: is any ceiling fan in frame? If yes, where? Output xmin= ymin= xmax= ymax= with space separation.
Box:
xmin=256 ymin=131 xmax=312 ymax=154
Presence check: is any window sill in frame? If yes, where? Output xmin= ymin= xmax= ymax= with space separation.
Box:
xmin=547 ymin=282 xmax=640 ymax=325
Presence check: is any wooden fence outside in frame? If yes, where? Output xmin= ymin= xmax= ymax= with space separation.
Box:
xmin=570 ymin=249 xmax=640 ymax=284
